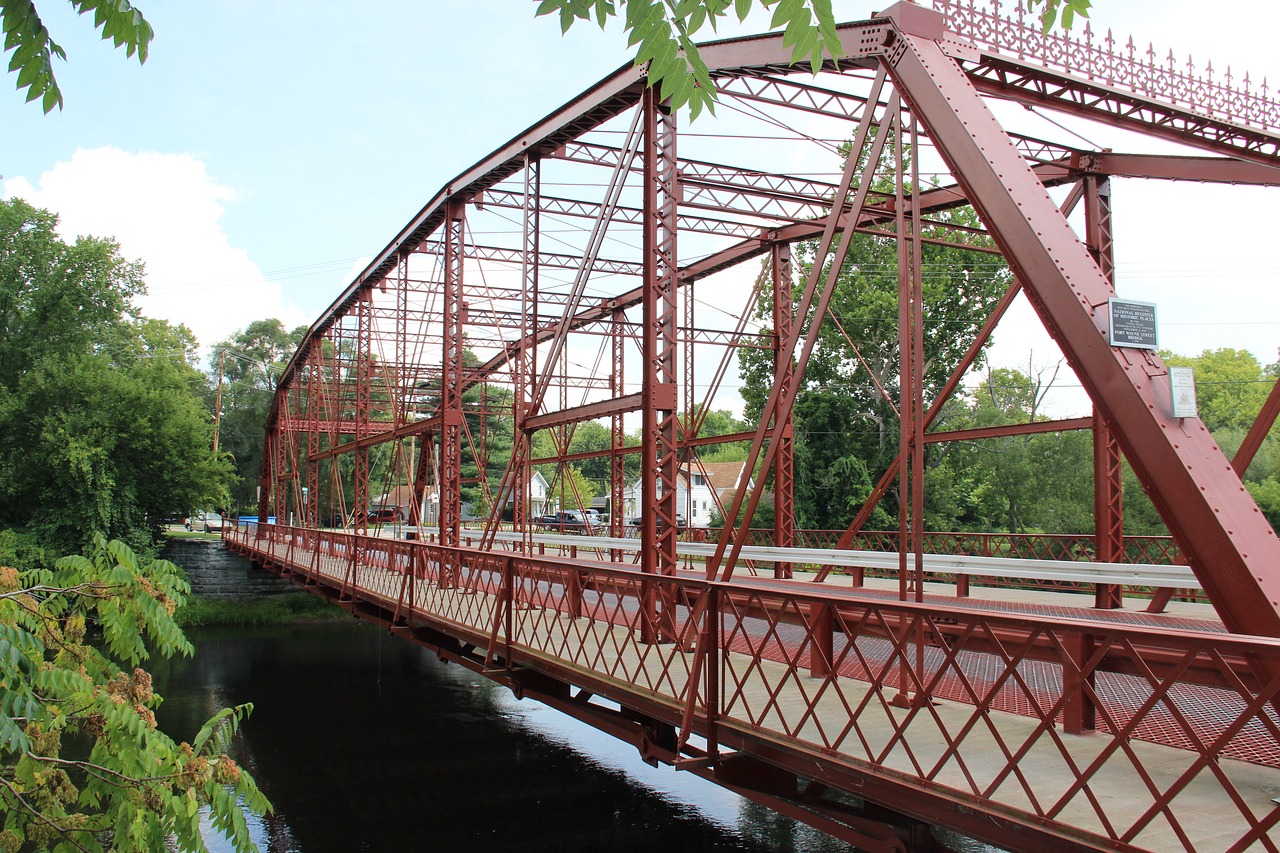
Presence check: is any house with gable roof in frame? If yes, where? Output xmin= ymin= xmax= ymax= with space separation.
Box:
xmin=622 ymin=460 xmax=753 ymax=528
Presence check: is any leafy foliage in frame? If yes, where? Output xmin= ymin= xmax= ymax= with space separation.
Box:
xmin=210 ymin=320 xmax=307 ymax=513
xmin=0 ymin=535 xmax=270 ymax=852
xmin=739 ymin=202 xmax=1011 ymax=529
xmin=0 ymin=198 xmax=229 ymax=554
xmin=1025 ymin=0 xmax=1091 ymax=32
xmin=1162 ymin=348 xmax=1280 ymax=531
xmin=2 ymin=0 xmax=153 ymax=112
xmin=535 ymin=0 xmax=842 ymax=117
xmin=536 ymin=0 xmax=1090 ymax=116
xmin=931 ymin=366 xmax=1095 ymax=534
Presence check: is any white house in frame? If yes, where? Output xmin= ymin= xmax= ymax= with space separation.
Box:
xmin=622 ymin=461 xmax=752 ymax=528
xmin=503 ymin=470 xmax=550 ymax=519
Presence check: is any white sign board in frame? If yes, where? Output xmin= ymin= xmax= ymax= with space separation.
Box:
xmin=1169 ymin=366 xmax=1198 ymax=419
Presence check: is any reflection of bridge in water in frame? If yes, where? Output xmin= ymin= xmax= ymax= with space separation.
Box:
xmin=238 ymin=3 xmax=1280 ymax=849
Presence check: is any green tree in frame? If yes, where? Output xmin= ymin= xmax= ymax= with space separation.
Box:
xmin=0 ymin=198 xmax=228 ymax=554
xmin=1163 ymin=348 xmax=1272 ymax=434
xmin=938 ymin=366 xmax=1094 ymax=534
xmin=564 ymin=420 xmax=615 ymax=485
xmin=738 ymin=201 xmax=1012 ymax=529
xmin=1162 ymin=347 xmax=1280 ymax=531
xmin=210 ymin=320 xmax=307 ymax=513
xmin=538 ymin=0 xmax=1090 ymax=115
xmin=1 ymin=535 xmax=270 ymax=851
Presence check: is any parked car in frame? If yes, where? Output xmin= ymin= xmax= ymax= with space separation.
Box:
xmin=185 ymin=511 xmax=224 ymax=533
xmin=362 ymin=507 xmax=402 ymax=524
xmin=538 ymin=510 xmax=595 ymax=534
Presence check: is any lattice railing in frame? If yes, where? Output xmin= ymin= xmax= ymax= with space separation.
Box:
xmin=226 ymin=523 xmax=1280 ymax=851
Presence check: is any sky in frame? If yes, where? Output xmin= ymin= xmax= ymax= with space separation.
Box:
xmin=5 ymin=0 xmax=1280 ymax=416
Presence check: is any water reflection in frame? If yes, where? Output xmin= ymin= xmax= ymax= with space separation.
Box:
xmin=152 ymin=620 xmax=860 ymax=853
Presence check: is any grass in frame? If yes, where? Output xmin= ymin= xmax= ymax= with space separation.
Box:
xmin=163 ymin=529 xmax=223 ymax=540
xmin=175 ymin=592 xmax=341 ymax=628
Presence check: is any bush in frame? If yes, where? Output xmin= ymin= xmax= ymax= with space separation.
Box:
xmin=176 ymin=592 xmax=340 ymax=628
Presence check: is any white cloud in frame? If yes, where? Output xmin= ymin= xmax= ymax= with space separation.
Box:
xmin=3 ymin=147 xmax=306 ymax=358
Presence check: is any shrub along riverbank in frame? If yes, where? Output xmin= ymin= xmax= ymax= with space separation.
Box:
xmin=175 ymin=592 xmax=341 ymax=628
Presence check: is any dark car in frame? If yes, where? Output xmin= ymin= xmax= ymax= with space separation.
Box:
xmin=538 ymin=510 xmax=595 ymax=533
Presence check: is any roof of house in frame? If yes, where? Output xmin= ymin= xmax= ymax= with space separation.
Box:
xmin=694 ymin=461 xmax=749 ymax=496
xmin=372 ymin=485 xmax=418 ymax=508
xmin=624 ymin=461 xmax=751 ymax=496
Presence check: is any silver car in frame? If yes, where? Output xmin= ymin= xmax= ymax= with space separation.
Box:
xmin=185 ymin=511 xmax=224 ymax=533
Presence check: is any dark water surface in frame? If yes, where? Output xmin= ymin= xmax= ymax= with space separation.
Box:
xmin=151 ymin=620 xmax=863 ymax=853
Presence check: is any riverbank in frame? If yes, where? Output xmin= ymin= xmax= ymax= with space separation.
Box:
xmin=159 ymin=536 xmax=345 ymax=628
xmin=175 ymin=592 xmax=341 ymax=627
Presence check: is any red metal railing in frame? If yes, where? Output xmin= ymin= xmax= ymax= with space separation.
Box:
xmin=227 ymin=523 xmax=1280 ymax=852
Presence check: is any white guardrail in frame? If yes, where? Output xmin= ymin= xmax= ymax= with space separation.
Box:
xmin=470 ymin=529 xmax=1201 ymax=590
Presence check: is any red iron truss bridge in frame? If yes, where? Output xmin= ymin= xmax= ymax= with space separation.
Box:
xmin=230 ymin=3 xmax=1280 ymax=850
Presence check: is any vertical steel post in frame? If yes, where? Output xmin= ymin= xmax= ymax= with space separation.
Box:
xmin=352 ymin=291 xmax=372 ymax=538
xmin=345 ymin=289 xmax=373 ymax=596
xmin=892 ymin=105 xmax=927 ymax=707
xmin=641 ymin=88 xmax=679 ymax=642
xmin=1084 ymin=175 xmax=1124 ymax=609
xmin=771 ymin=245 xmax=796 ymax=578
xmin=909 ymin=111 xmax=926 ymax=608
xmin=683 ymin=231 xmax=696 ymax=534
xmin=306 ymin=338 xmax=322 ymax=528
xmin=1092 ymin=413 xmax=1125 ymax=607
xmin=514 ymin=156 xmax=539 ymax=544
xmin=611 ymin=308 xmax=627 ymax=548
xmin=440 ymin=201 xmax=466 ymax=551
xmin=895 ymin=107 xmax=914 ymax=605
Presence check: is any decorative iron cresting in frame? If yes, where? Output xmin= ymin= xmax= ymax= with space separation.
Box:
xmin=934 ymin=0 xmax=1280 ymax=130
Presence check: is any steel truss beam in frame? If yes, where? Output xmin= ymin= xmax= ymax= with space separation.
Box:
xmin=882 ymin=3 xmax=1280 ymax=636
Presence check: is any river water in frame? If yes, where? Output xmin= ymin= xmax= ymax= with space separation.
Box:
xmin=151 ymin=619 xmax=864 ymax=852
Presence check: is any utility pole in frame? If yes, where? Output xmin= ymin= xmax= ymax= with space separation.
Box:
xmin=212 ymin=349 xmax=225 ymax=454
